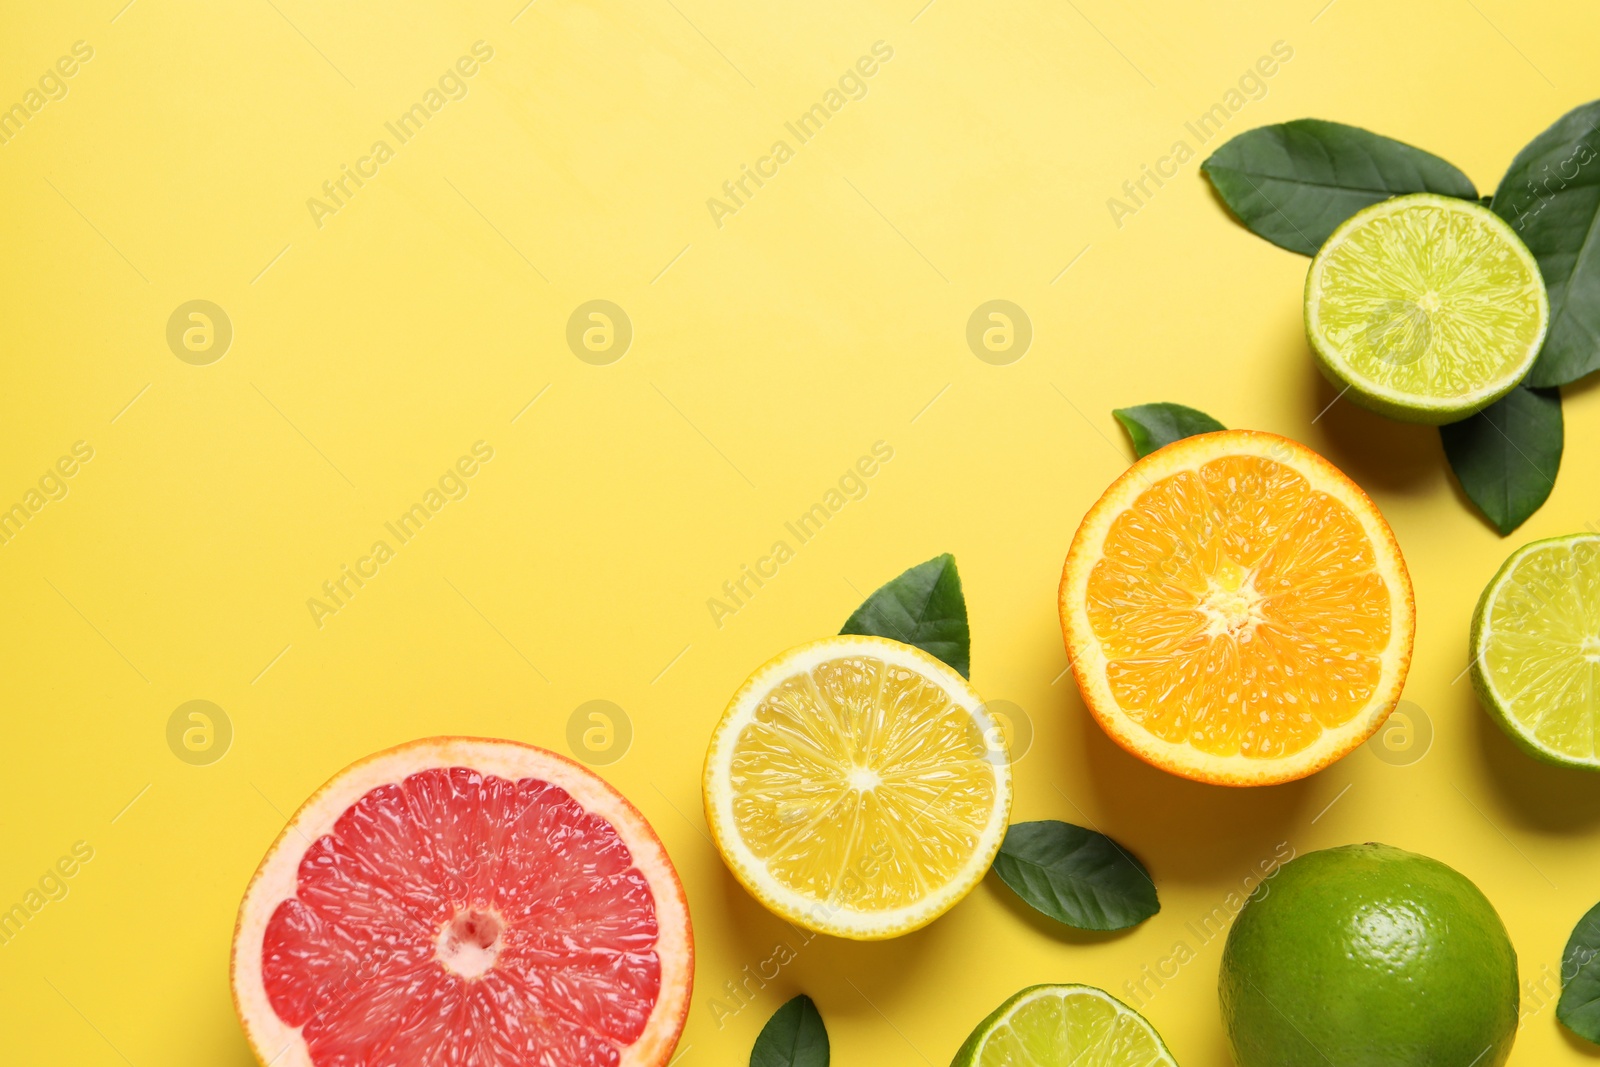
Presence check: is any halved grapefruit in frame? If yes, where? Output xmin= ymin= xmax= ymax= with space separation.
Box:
xmin=231 ymin=737 xmax=693 ymax=1067
xmin=1060 ymin=431 xmax=1414 ymax=786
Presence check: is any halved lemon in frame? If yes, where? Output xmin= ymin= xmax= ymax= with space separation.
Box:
xmin=1305 ymin=192 xmax=1548 ymax=425
xmin=1060 ymin=430 xmax=1414 ymax=786
xmin=703 ymin=635 xmax=1012 ymax=939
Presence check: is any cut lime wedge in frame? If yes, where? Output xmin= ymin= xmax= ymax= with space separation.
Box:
xmin=950 ymin=984 xmax=1177 ymax=1067
xmin=1305 ymin=193 xmax=1548 ymax=425
xmin=1471 ymin=534 xmax=1600 ymax=769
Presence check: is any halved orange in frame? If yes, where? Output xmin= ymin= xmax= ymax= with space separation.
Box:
xmin=1059 ymin=431 xmax=1414 ymax=786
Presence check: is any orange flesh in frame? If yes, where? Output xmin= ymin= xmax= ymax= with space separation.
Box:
xmin=1085 ymin=455 xmax=1392 ymax=759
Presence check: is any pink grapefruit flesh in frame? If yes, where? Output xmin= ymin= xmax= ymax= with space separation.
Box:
xmin=232 ymin=738 xmax=693 ymax=1067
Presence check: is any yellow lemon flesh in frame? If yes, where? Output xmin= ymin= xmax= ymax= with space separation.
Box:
xmin=703 ymin=635 xmax=1011 ymax=939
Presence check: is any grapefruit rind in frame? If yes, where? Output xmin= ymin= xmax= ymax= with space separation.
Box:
xmin=230 ymin=737 xmax=693 ymax=1067
xmin=1059 ymin=430 xmax=1415 ymax=787
xmin=703 ymin=635 xmax=1012 ymax=940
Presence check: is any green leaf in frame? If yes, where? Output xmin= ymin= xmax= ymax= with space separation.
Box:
xmin=1490 ymin=99 xmax=1600 ymax=386
xmin=1560 ymin=901 xmax=1600 ymax=1043
xmin=1112 ymin=403 xmax=1226 ymax=458
xmin=1439 ymin=386 xmax=1563 ymax=535
xmin=1201 ymin=119 xmax=1478 ymax=255
xmin=751 ymin=994 xmax=829 ymax=1067
xmin=990 ymin=820 xmax=1159 ymax=931
xmin=841 ymin=554 xmax=970 ymax=677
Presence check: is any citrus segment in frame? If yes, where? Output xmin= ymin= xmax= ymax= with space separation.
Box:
xmin=704 ymin=636 xmax=1011 ymax=939
xmin=1305 ymin=192 xmax=1548 ymax=424
xmin=232 ymin=738 xmax=692 ymax=1067
xmin=1061 ymin=431 xmax=1414 ymax=785
xmin=951 ymin=984 xmax=1177 ymax=1067
xmin=1471 ymin=533 xmax=1600 ymax=769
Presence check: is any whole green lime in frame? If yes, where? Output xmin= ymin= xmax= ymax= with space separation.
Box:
xmin=1220 ymin=843 xmax=1518 ymax=1067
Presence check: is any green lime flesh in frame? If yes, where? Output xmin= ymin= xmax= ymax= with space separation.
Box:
xmin=1305 ymin=193 xmax=1547 ymax=425
xmin=950 ymin=984 xmax=1176 ymax=1067
xmin=1472 ymin=533 xmax=1600 ymax=769
xmin=1220 ymin=843 xmax=1518 ymax=1067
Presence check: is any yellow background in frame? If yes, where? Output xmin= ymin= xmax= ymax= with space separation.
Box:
xmin=2 ymin=0 xmax=1598 ymax=1063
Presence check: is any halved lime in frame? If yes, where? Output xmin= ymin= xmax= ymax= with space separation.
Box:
xmin=950 ymin=984 xmax=1177 ymax=1067
xmin=1471 ymin=533 xmax=1600 ymax=769
xmin=1305 ymin=192 xmax=1548 ymax=425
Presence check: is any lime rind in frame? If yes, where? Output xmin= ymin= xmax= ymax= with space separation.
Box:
xmin=1305 ymin=192 xmax=1548 ymax=425
xmin=1471 ymin=533 xmax=1600 ymax=769
xmin=1219 ymin=844 xmax=1518 ymax=1067
xmin=950 ymin=984 xmax=1177 ymax=1067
